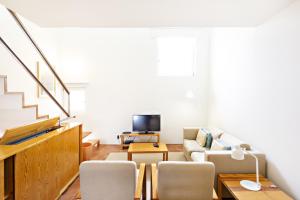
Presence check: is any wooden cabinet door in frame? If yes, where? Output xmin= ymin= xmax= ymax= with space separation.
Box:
xmin=14 ymin=127 xmax=80 ymax=200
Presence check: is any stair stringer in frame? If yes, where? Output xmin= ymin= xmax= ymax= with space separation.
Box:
xmin=0 ymin=75 xmax=49 ymax=120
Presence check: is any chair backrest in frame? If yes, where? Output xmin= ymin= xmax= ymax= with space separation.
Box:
xmin=80 ymin=160 xmax=137 ymax=200
xmin=157 ymin=161 xmax=215 ymax=200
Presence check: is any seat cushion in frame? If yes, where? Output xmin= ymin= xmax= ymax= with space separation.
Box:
xmin=184 ymin=139 xmax=206 ymax=160
xmin=191 ymin=152 xmax=205 ymax=162
xmin=80 ymin=161 xmax=137 ymax=200
xmin=184 ymin=140 xmax=206 ymax=153
xmin=157 ymin=161 xmax=215 ymax=200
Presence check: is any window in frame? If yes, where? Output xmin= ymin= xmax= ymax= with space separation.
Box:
xmin=70 ymin=88 xmax=86 ymax=114
xmin=157 ymin=36 xmax=197 ymax=76
xmin=66 ymin=83 xmax=88 ymax=114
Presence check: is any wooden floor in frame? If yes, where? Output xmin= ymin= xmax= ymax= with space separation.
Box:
xmin=59 ymin=144 xmax=183 ymax=200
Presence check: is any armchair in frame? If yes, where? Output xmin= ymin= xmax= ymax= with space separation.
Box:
xmin=80 ymin=161 xmax=146 ymax=200
xmin=151 ymin=161 xmax=218 ymax=200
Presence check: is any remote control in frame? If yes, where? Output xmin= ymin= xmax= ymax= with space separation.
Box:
xmin=153 ymin=143 xmax=159 ymax=148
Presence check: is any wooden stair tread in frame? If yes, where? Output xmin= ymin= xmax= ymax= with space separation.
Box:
xmin=4 ymin=92 xmax=24 ymax=95
xmin=0 ymin=76 xmax=50 ymax=122
xmin=37 ymin=115 xmax=49 ymax=119
xmin=82 ymin=131 xmax=92 ymax=139
xmin=23 ymin=104 xmax=38 ymax=108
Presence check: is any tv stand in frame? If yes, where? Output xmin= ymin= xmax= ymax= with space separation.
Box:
xmin=119 ymin=132 xmax=160 ymax=149
xmin=143 ymin=131 xmax=155 ymax=134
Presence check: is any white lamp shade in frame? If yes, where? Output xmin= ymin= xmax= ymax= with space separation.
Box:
xmin=231 ymin=146 xmax=245 ymax=160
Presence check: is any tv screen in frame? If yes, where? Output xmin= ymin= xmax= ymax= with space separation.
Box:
xmin=132 ymin=115 xmax=160 ymax=133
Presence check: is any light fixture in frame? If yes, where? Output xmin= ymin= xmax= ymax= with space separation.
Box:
xmin=231 ymin=146 xmax=261 ymax=191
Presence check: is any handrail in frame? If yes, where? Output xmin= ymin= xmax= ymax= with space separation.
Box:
xmin=7 ymin=9 xmax=70 ymax=95
xmin=0 ymin=36 xmax=70 ymax=117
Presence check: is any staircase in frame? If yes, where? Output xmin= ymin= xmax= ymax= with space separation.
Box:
xmin=0 ymin=75 xmax=49 ymax=132
xmin=0 ymin=7 xmax=71 ymax=135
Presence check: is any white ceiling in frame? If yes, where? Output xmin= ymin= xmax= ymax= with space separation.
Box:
xmin=0 ymin=0 xmax=296 ymax=27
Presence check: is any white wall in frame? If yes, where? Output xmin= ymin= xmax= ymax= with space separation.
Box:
xmin=0 ymin=5 xmax=39 ymax=105
xmin=0 ymin=4 xmax=66 ymax=118
xmin=55 ymin=28 xmax=211 ymax=144
xmin=208 ymin=1 xmax=300 ymax=199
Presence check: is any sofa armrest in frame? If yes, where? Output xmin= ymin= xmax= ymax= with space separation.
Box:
xmin=135 ymin=163 xmax=146 ymax=200
xmin=183 ymin=127 xmax=199 ymax=140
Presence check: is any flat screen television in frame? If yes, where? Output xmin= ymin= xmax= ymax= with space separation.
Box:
xmin=132 ymin=115 xmax=160 ymax=133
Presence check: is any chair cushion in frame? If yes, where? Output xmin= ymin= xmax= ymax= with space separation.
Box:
xmin=157 ymin=161 xmax=215 ymax=200
xmin=80 ymin=161 xmax=137 ymax=200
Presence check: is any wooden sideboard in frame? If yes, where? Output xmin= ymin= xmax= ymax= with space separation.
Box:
xmin=0 ymin=118 xmax=82 ymax=200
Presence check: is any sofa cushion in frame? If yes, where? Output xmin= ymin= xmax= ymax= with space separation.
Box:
xmin=184 ymin=139 xmax=206 ymax=155
xmin=196 ymin=129 xmax=207 ymax=147
xmin=219 ymin=133 xmax=251 ymax=150
xmin=207 ymin=128 xmax=224 ymax=139
xmin=204 ymin=133 xmax=213 ymax=148
xmin=191 ymin=152 xmax=206 ymax=162
xmin=210 ymin=140 xmax=224 ymax=150
xmin=210 ymin=139 xmax=231 ymax=150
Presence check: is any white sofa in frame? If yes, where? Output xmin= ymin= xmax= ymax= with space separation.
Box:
xmin=183 ymin=127 xmax=266 ymax=198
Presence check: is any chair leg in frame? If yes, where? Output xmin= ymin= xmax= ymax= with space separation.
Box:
xmin=142 ymin=168 xmax=146 ymax=199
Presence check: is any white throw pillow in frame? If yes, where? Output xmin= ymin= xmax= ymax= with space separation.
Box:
xmin=196 ymin=129 xmax=207 ymax=147
xmin=210 ymin=140 xmax=225 ymax=150
xmin=208 ymin=128 xmax=224 ymax=139
xmin=210 ymin=139 xmax=232 ymax=150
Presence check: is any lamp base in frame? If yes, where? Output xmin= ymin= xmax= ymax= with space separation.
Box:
xmin=240 ymin=180 xmax=261 ymax=191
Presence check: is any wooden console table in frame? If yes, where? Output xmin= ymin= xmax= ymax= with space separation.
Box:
xmin=120 ymin=133 xmax=160 ymax=149
xmin=218 ymin=174 xmax=293 ymax=200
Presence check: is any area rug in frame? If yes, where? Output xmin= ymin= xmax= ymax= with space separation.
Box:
xmin=106 ymin=152 xmax=186 ymax=164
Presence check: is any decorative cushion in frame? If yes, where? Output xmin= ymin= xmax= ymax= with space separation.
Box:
xmin=210 ymin=140 xmax=224 ymax=150
xmin=210 ymin=139 xmax=232 ymax=150
xmin=208 ymin=128 xmax=224 ymax=139
xmin=204 ymin=133 xmax=213 ymax=148
xmin=240 ymin=144 xmax=251 ymax=150
xmin=196 ymin=129 xmax=207 ymax=147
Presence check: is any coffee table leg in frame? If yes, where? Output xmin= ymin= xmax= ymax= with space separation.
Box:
xmin=128 ymin=152 xmax=132 ymax=161
xmin=166 ymin=152 xmax=168 ymax=161
xmin=163 ymin=152 xmax=168 ymax=161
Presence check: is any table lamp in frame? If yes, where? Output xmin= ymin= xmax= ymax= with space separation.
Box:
xmin=231 ymin=146 xmax=261 ymax=191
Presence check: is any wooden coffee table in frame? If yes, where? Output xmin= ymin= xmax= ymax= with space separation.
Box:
xmin=127 ymin=143 xmax=168 ymax=161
